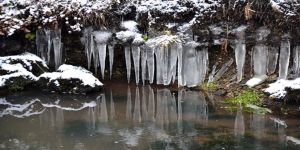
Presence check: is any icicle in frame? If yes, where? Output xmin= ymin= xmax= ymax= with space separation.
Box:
xmin=177 ymin=43 xmax=184 ymax=86
xmin=182 ymin=41 xmax=208 ymax=87
xmin=155 ymin=45 xmax=164 ymax=85
xmin=45 ymin=29 xmax=52 ymax=64
xmin=97 ymin=44 xmax=107 ymax=79
xmin=94 ymin=31 xmax=112 ymax=79
xmin=267 ymin=46 xmax=279 ymax=74
xmin=125 ymin=46 xmax=132 ymax=83
xmin=84 ymin=27 xmax=94 ymax=70
xmin=109 ymin=45 xmax=114 ymax=79
xmin=293 ymin=46 xmax=300 ymax=77
xmin=141 ymin=47 xmax=147 ymax=85
xmin=246 ymin=28 xmax=270 ymax=87
xmin=169 ymin=44 xmax=179 ymax=84
xmin=36 ymin=28 xmax=46 ymax=61
xmin=132 ymin=46 xmax=141 ymax=85
xmin=52 ymin=28 xmax=62 ymax=69
xmin=147 ymin=47 xmax=155 ymax=84
xmin=233 ymin=26 xmax=247 ymax=82
xmin=279 ymin=34 xmax=291 ymax=79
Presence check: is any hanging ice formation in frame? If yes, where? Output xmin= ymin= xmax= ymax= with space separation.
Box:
xmin=246 ymin=27 xmax=270 ymax=87
xmin=293 ymin=46 xmax=300 ymax=78
xmin=232 ymin=26 xmax=247 ymax=82
xmin=267 ymin=46 xmax=279 ymax=74
xmin=83 ymin=28 xmax=112 ymax=79
xmin=36 ymin=27 xmax=63 ymax=69
xmin=278 ymin=34 xmax=291 ymax=80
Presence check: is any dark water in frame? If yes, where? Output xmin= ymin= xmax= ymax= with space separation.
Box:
xmin=0 ymin=81 xmax=299 ymax=150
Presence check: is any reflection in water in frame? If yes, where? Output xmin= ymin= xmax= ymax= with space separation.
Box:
xmin=1 ymin=85 xmax=297 ymax=149
xmin=234 ymin=105 xmax=245 ymax=138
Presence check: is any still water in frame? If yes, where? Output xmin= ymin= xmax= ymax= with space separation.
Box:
xmin=0 ymin=81 xmax=299 ymax=150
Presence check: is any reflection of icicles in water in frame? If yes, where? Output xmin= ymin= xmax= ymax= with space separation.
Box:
xmin=36 ymin=27 xmax=63 ymax=68
xmin=233 ymin=26 xmax=247 ymax=82
xmin=97 ymin=95 xmax=108 ymax=123
xmin=234 ymin=105 xmax=245 ymax=138
xmin=110 ymin=90 xmax=115 ymax=120
xmin=119 ymin=128 xmax=143 ymax=147
xmin=133 ymin=87 xmax=141 ymax=122
xmin=268 ymin=46 xmax=279 ymax=74
xmin=125 ymin=46 xmax=132 ymax=83
xmin=279 ymin=34 xmax=291 ymax=79
xmin=0 ymin=98 xmax=96 ymax=118
xmin=132 ymin=46 xmax=141 ymax=84
xmin=126 ymin=86 xmax=132 ymax=119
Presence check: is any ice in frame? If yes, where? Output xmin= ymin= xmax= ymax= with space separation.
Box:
xmin=278 ymin=34 xmax=291 ymax=79
xmin=93 ymin=31 xmax=112 ymax=79
xmin=154 ymin=45 xmax=164 ymax=85
xmin=293 ymin=46 xmax=300 ymax=77
xmin=52 ymin=28 xmax=62 ymax=69
xmin=233 ymin=26 xmax=247 ymax=82
xmin=267 ymin=46 xmax=279 ymax=74
xmin=36 ymin=27 xmax=63 ymax=68
xmin=83 ymin=27 xmax=94 ymax=70
xmin=109 ymin=45 xmax=114 ymax=79
xmin=124 ymin=46 xmax=132 ymax=83
xmin=132 ymin=46 xmax=141 ymax=84
xmin=181 ymin=41 xmax=208 ymax=87
xmin=141 ymin=47 xmax=147 ymax=84
xmin=96 ymin=43 xmax=107 ymax=79
xmin=146 ymin=47 xmax=155 ymax=84
xmin=246 ymin=28 xmax=270 ymax=87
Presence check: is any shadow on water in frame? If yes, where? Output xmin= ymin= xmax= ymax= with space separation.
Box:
xmin=0 ymin=83 xmax=299 ymax=149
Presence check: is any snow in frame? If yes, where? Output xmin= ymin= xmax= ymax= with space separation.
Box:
xmin=246 ymin=75 xmax=268 ymax=88
xmin=0 ymin=53 xmax=47 ymax=87
xmin=264 ymin=78 xmax=300 ymax=98
xmin=39 ymin=64 xmax=103 ymax=87
xmin=286 ymin=136 xmax=300 ymax=145
xmin=121 ymin=21 xmax=139 ymax=32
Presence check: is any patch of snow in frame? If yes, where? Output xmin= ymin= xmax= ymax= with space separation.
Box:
xmin=246 ymin=75 xmax=268 ymax=87
xmin=264 ymin=78 xmax=300 ymax=98
xmin=286 ymin=136 xmax=300 ymax=145
xmin=121 ymin=20 xmax=138 ymax=32
xmin=39 ymin=64 xmax=103 ymax=87
xmin=93 ymin=31 xmax=112 ymax=44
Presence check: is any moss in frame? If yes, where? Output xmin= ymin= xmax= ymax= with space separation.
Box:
xmin=226 ymin=89 xmax=261 ymax=106
xmin=25 ymin=32 xmax=35 ymax=41
xmin=8 ymin=77 xmax=32 ymax=92
xmin=201 ymin=81 xmax=218 ymax=91
xmin=142 ymin=34 xmax=149 ymax=41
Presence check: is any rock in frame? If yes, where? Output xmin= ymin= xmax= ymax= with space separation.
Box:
xmin=0 ymin=53 xmax=48 ymax=94
xmin=214 ymin=89 xmax=227 ymax=96
xmin=38 ymin=64 xmax=103 ymax=94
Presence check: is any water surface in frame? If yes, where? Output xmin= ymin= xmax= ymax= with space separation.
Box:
xmin=0 ymin=82 xmax=299 ymax=150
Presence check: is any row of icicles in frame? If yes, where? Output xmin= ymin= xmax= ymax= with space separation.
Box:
xmin=35 ymin=26 xmax=299 ymax=88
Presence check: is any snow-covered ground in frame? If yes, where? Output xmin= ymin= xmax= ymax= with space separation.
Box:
xmin=39 ymin=64 xmax=103 ymax=88
xmin=265 ymin=78 xmax=300 ymax=98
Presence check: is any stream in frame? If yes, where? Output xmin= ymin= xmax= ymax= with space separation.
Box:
xmin=0 ymin=81 xmax=299 ymax=150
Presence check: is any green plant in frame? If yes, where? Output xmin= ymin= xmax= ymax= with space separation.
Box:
xmin=225 ymin=89 xmax=271 ymax=114
xmin=142 ymin=34 xmax=149 ymax=41
xmin=201 ymin=81 xmax=218 ymax=91
xmin=25 ymin=32 xmax=35 ymax=41
xmin=226 ymin=89 xmax=261 ymax=106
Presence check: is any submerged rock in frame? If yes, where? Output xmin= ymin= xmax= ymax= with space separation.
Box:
xmin=38 ymin=64 xmax=103 ymax=94
xmin=0 ymin=53 xmax=48 ymax=93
